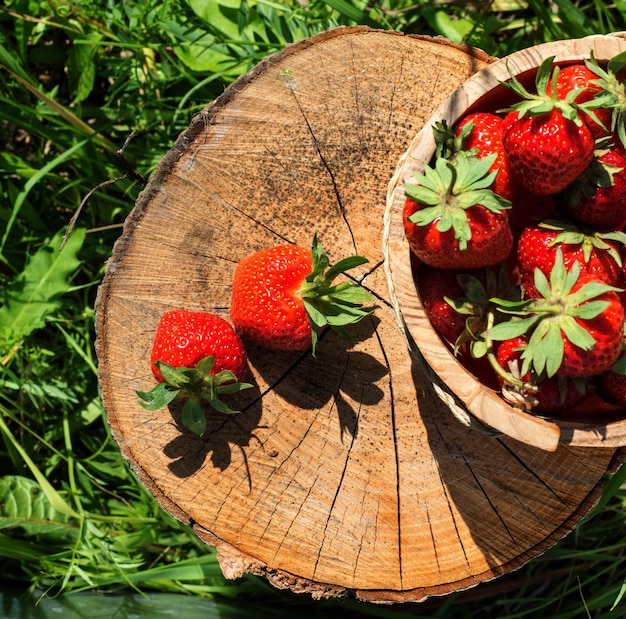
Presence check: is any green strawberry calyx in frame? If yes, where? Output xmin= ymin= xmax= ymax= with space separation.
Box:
xmin=444 ymin=263 xmax=521 ymax=356
xmin=584 ymin=51 xmax=626 ymax=146
xmin=299 ymin=233 xmax=375 ymax=355
xmin=561 ymin=140 xmax=625 ymax=208
xmin=432 ymin=119 xmax=477 ymax=160
xmin=536 ymin=219 xmax=626 ymax=267
xmin=487 ymin=248 xmax=622 ymax=379
xmin=136 ymin=356 xmax=253 ymax=436
xmin=404 ymin=153 xmax=511 ymax=250
xmin=499 ymin=55 xmax=590 ymax=126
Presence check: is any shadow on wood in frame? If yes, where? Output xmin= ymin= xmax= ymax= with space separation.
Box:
xmin=95 ymin=27 xmax=625 ymax=603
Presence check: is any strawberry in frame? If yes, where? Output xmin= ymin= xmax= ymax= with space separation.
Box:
xmin=488 ymin=248 xmax=625 ymax=378
xmin=454 ymin=112 xmax=520 ymax=203
xmin=494 ymin=335 xmax=586 ymax=414
xmin=596 ymin=346 xmax=626 ymax=406
xmin=230 ymin=234 xmax=373 ymax=353
xmin=516 ymin=219 xmax=626 ymax=299
xmin=581 ymin=51 xmax=626 ymax=147
xmin=403 ymin=153 xmax=512 ymax=269
xmin=418 ymin=263 xmax=516 ymax=348
xmin=557 ymin=140 xmax=626 ymax=231
xmin=547 ymin=63 xmax=612 ymax=139
xmin=418 ymin=265 xmax=469 ymax=345
xmin=500 ymin=56 xmax=596 ymax=195
xmin=137 ymin=310 xmax=252 ymax=436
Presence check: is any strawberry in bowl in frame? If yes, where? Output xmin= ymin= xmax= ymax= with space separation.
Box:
xmin=387 ymin=40 xmax=626 ymax=441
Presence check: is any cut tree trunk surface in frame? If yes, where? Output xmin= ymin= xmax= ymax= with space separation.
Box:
xmin=95 ymin=27 xmax=626 ymax=603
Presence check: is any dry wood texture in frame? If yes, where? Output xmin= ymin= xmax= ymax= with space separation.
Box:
xmin=95 ymin=27 xmax=626 ymax=603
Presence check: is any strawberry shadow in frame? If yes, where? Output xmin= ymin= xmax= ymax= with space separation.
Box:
xmin=244 ymin=314 xmax=387 ymax=442
xmin=162 ymin=379 xmax=264 ymax=477
xmin=411 ymin=341 xmax=620 ymax=575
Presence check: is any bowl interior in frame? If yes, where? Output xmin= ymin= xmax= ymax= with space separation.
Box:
xmin=385 ymin=34 xmax=626 ymax=448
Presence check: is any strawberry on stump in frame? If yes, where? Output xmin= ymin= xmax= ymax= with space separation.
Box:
xmin=230 ymin=234 xmax=374 ymax=354
xmin=137 ymin=310 xmax=253 ymax=437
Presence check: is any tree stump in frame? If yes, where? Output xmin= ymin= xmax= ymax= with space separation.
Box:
xmin=95 ymin=27 xmax=625 ymax=603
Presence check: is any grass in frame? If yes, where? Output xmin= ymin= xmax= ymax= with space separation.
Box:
xmin=3 ymin=0 xmax=626 ymax=616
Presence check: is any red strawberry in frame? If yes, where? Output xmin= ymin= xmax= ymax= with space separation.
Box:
xmin=489 ymin=248 xmax=625 ymax=378
xmin=418 ymin=265 xmax=469 ymax=345
xmin=403 ymin=153 xmax=512 ymax=269
xmin=137 ymin=310 xmax=252 ymax=436
xmin=596 ymin=348 xmax=626 ymax=406
xmin=495 ymin=336 xmax=586 ymax=414
xmin=500 ymin=56 xmax=595 ymax=195
xmin=454 ymin=112 xmax=520 ymax=203
xmin=547 ymin=63 xmax=612 ymax=139
xmin=419 ymin=263 xmax=516 ymax=345
xmin=557 ymin=141 xmax=626 ymax=231
xmin=580 ymin=52 xmax=626 ymax=147
xmin=230 ymin=234 xmax=373 ymax=353
xmin=516 ymin=220 xmax=626 ymax=299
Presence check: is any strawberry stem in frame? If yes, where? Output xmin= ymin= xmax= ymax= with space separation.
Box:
xmin=301 ymin=233 xmax=374 ymax=355
xmin=136 ymin=356 xmax=253 ymax=436
xmin=404 ymin=153 xmax=510 ymax=251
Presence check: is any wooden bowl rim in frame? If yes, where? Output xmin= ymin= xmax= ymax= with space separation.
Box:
xmin=384 ymin=33 xmax=626 ymax=450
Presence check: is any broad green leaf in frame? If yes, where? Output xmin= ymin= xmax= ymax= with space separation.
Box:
xmin=0 ymin=412 xmax=79 ymax=519
xmin=0 ymin=475 xmax=76 ymax=542
xmin=67 ymin=32 xmax=103 ymax=103
xmin=0 ymin=228 xmax=85 ymax=351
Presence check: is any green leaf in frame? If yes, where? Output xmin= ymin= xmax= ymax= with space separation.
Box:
xmin=303 ymin=298 xmax=329 ymax=329
xmin=324 ymin=255 xmax=369 ymax=282
xmin=321 ymin=0 xmax=381 ymax=28
xmin=560 ymin=315 xmax=597 ymax=351
xmin=329 ymin=286 xmax=374 ymax=305
xmin=0 ymin=475 xmax=76 ymax=542
xmin=217 ymin=381 xmax=254 ymax=395
xmin=611 ymin=355 xmax=626 ymax=375
xmin=524 ymin=319 xmax=564 ymax=377
xmin=571 ymin=299 xmax=610 ymax=320
xmin=0 ymin=413 xmax=79 ymax=519
xmin=67 ymin=33 xmax=102 ymax=103
xmin=0 ymin=228 xmax=85 ymax=352
xmin=181 ymin=399 xmax=206 ymax=437
xmin=155 ymin=362 xmax=192 ymax=389
xmin=487 ymin=316 xmax=541 ymax=341
xmin=136 ymin=383 xmax=180 ymax=410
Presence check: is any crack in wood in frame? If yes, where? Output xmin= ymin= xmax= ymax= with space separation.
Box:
xmin=461 ymin=453 xmax=521 ymax=550
xmin=311 ymin=357 xmax=362 ymax=581
xmin=372 ymin=317 xmax=404 ymax=588
xmin=425 ymin=502 xmax=442 ymax=575
xmin=288 ymin=84 xmax=358 ymax=254
xmin=496 ymin=440 xmax=572 ymax=509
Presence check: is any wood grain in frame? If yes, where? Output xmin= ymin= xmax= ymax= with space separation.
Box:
xmin=96 ymin=27 xmax=625 ymax=603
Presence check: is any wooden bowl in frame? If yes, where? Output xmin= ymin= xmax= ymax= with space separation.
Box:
xmin=384 ymin=33 xmax=626 ymax=449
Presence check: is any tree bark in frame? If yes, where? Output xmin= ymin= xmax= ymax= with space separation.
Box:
xmin=95 ymin=27 xmax=625 ymax=603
